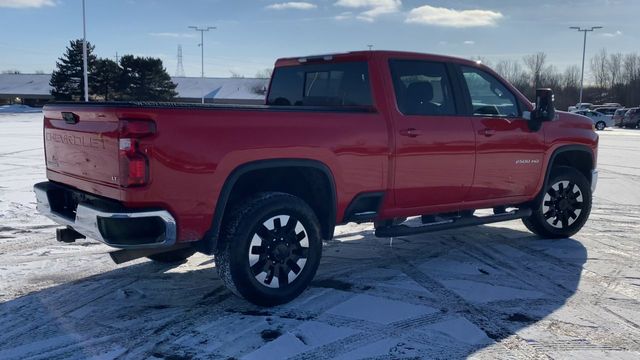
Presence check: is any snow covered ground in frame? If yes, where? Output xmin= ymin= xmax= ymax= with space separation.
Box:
xmin=0 ymin=104 xmax=42 ymax=113
xmin=1 ymin=112 xmax=639 ymax=359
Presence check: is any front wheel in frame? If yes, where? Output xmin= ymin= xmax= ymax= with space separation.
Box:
xmin=216 ymin=192 xmax=322 ymax=306
xmin=595 ymin=121 xmax=606 ymax=131
xmin=523 ymin=167 xmax=592 ymax=238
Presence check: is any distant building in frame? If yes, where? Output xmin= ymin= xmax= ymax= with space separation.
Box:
xmin=171 ymin=77 xmax=268 ymax=105
xmin=0 ymin=73 xmax=269 ymax=106
xmin=0 ymin=74 xmax=53 ymax=106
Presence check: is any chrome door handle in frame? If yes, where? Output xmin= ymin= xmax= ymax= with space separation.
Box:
xmin=482 ymin=128 xmax=496 ymax=137
xmin=400 ymin=128 xmax=422 ymax=137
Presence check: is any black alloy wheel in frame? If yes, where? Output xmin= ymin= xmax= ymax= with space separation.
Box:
xmin=523 ymin=167 xmax=592 ymax=238
xmin=216 ymin=192 xmax=322 ymax=306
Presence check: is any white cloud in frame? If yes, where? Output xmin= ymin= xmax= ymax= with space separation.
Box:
xmin=334 ymin=11 xmax=353 ymax=20
xmin=266 ymin=2 xmax=317 ymax=10
xmin=463 ymin=40 xmax=475 ymax=45
xmin=602 ymin=30 xmax=622 ymax=37
xmin=406 ymin=5 xmax=503 ymax=28
xmin=335 ymin=0 xmax=401 ymax=22
xmin=149 ymin=32 xmax=196 ymax=38
xmin=0 ymin=0 xmax=54 ymax=8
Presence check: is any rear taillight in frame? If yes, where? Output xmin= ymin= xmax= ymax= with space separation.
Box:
xmin=118 ymin=120 xmax=155 ymax=187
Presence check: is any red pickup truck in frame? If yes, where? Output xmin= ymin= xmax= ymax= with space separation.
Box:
xmin=35 ymin=51 xmax=598 ymax=306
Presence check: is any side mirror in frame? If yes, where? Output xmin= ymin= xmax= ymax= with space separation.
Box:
xmin=528 ymin=88 xmax=555 ymax=132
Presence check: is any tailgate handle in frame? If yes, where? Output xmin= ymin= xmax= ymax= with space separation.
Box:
xmin=62 ymin=112 xmax=79 ymax=125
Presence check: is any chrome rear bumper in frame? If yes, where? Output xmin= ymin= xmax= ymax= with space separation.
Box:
xmin=34 ymin=182 xmax=176 ymax=249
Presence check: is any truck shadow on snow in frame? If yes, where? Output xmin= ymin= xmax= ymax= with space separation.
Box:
xmin=0 ymin=224 xmax=586 ymax=359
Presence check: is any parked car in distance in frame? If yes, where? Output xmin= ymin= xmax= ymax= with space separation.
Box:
xmin=620 ymin=108 xmax=640 ymax=128
xmin=574 ymin=109 xmax=614 ymax=130
xmin=568 ymin=102 xmax=593 ymax=112
xmin=593 ymin=107 xmax=618 ymax=118
xmin=600 ymin=103 xmax=622 ymax=108
xmin=613 ymin=108 xmax=628 ymax=127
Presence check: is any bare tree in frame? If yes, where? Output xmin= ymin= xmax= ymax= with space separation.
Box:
xmin=607 ymin=52 xmax=623 ymax=86
xmin=1 ymin=69 xmax=21 ymax=74
xmin=590 ymin=48 xmax=609 ymax=89
xmin=255 ymin=68 xmax=273 ymax=79
xmin=488 ymin=51 xmax=640 ymax=108
xmin=494 ymin=59 xmax=529 ymax=93
xmin=540 ymin=65 xmax=562 ymax=90
xmin=562 ymin=65 xmax=581 ymax=90
xmin=471 ymin=56 xmax=492 ymax=68
xmin=523 ymin=52 xmax=547 ymax=89
xmin=622 ymin=53 xmax=640 ymax=84
xmin=229 ymin=70 xmax=245 ymax=79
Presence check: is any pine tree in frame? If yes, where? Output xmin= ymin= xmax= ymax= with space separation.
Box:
xmin=91 ymin=58 xmax=121 ymax=101
xmin=50 ymin=39 xmax=96 ymax=100
xmin=119 ymin=55 xmax=177 ymax=101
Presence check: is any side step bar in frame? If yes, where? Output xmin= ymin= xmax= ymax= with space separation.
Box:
xmin=109 ymin=243 xmax=192 ymax=265
xmin=375 ymin=208 xmax=532 ymax=238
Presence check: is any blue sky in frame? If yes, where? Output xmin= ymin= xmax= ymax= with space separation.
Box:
xmin=0 ymin=0 xmax=637 ymax=78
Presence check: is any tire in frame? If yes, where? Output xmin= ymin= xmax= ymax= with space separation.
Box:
xmin=636 ymin=120 xmax=640 ymax=129
xmin=523 ymin=166 xmax=592 ymax=239
xmin=147 ymin=247 xmax=196 ymax=263
xmin=216 ymin=192 xmax=322 ymax=306
xmin=595 ymin=121 xmax=606 ymax=131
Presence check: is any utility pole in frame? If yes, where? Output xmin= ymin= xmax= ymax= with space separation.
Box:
xmin=570 ymin=26 xmax=602 ymax=106
xmin=82 ymin=0 xmax=89 ymax=102
xmin=188 ymin=26 xmax=216 ymax=104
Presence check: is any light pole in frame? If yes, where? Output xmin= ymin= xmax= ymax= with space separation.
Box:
xmin=570 ymin=26 xmax=602 ymax=106
xmin=82 ymin=0 xmax=89 ymax=102
xmin=188 ymin=26 xmax=216 ymax=104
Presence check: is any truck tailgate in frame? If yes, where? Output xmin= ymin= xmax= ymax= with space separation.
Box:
xmin=44 ymin=108 xmax=120 ymax=188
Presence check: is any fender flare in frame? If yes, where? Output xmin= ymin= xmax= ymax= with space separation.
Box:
xmin=539 ymin=144 xmax=595 ymax=198
xmin=203 ymin=159 xmax=337 ymax=252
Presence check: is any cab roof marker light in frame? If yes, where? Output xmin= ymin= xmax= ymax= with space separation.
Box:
xmin=298 ymin=54 xmax=338 ymax=63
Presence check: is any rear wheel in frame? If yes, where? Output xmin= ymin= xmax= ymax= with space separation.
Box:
xmin=595 ymin=121 xmax=606 ymax=131
xmin=216 ymin=192 xmax=322 ymax=306
xmin=523 ymin=167 xmax=592 ymax=238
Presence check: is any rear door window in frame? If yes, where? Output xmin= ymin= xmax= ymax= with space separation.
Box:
xmin=267 ymin=62 xmax=372 ymax=107
xmin=389 ymin=60 xmax=457 ymax=116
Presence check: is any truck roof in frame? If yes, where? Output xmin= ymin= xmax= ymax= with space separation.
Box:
xmin=275 ymin=50 xmax=482 ymax=68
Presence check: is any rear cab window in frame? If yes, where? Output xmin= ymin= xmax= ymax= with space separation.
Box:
xmin=267 ymin=61 xmax=373 ymax=108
